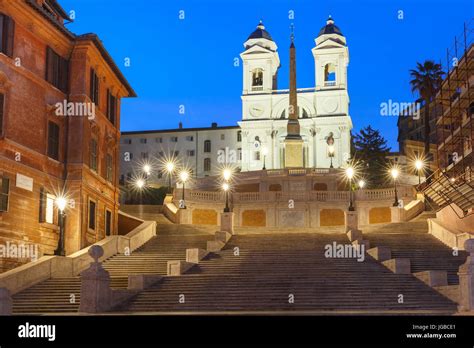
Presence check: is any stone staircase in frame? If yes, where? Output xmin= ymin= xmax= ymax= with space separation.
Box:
xmin=118 ymin=232 xmax=458 ymax=314
xmin=364 ymin=221 xmax=468 ymax=285
xmin=11 ymin=225 xmax=214 ymax=314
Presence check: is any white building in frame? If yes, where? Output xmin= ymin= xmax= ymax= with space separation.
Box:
xmin=119 ymin=17 xmax=354 ymax=186
xmin=120 ymin=123 xmax=241 ymax=185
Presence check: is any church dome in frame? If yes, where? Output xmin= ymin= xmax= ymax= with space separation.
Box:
xmin=318 ymin=16 xmax=343 ymax=37
xmin=247 ymin=21 xmax=274 ymax=41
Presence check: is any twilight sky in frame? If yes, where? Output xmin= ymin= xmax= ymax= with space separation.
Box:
xmin=61 ymin=0 xmax=473 ymax=150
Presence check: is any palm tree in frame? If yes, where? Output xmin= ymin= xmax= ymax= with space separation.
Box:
xmin=409 ymin=61 xmax=444 ymax=171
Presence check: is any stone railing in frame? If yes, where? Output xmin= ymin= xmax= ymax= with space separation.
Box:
xmin=175 ymin=187 xmax=414 ymax=204
xmin=0 ymin=217 xmax=157 ymax=295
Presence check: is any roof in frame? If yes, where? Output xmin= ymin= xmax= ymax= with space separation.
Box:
xmin=77 ymin=34 xmax=137 ymax=97
xmin=122 ymin=125 xmax=240 ymax=135
xmin=318 ymin=16 xmax=343 ymax=37
xmin=247 ymin=21 xmax=273 ymax=41
xmin=26 ymin=1 xmax=136 ymax=98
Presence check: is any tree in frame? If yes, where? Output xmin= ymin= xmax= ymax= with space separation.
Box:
xmin=353 ymin=126 xmax=391 ymax=188
xmin=409 ymin=61 xmax=444 ymax=168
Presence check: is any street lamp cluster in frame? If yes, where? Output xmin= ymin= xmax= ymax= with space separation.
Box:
xmin=222 ymin=168 xmax=232 ymax=212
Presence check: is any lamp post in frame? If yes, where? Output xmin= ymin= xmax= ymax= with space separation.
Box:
xmin=358 ymin=180 xmax=366 ymax=190
xmin=54 ymin=197 xmax=67 ymax=256
xmin=415 ymin=159 xmax=423 ymax=185
xmin=262 ymin=147 xmax=268 ymax=170
xmin=328 ymin=145 xmax=335 ymax=169
xmin=179 ymin=170 xmax=189 ymax=209
xmin=223 ymin=183 xmax=230 ymax=212
xmin=166 ymin=161 xmax=175 ymax=194
xmin=222 ymin=169 xmax=232 ymax=212
xmin=391 ymin=168 xmax=399 ymax=207
xmin=346 ymin=166 xmax=355 ymax=211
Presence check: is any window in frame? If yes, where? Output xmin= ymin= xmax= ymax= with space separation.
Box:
xmin=204 ymin=140 xmax=211 ymax=153
xmin=107 ymin=89 xmax=117 ymax=125
xmin=170 ymin=136 xmax=178 ymax=142
xmin=0 ymin=176 xmax=9 ymax=212
xmin=187 ymin=150 xmax=195 ymax=156
xmin=252 ymin=68 xmax=263 ymax=87
xmin=158 ymin=151 xmax=164 ymax=157
xmin=174 ymin=151 xmax=179 ymax=157
xmin=237 ymin=131 xmax=242 ymax=142
xmin=90 ymin=68 xmax=99 ymax=105
xmin=324 ymin=63 xmax=336 ymax=86
xmin=140 ymin=138 xmax=147 ymax=144
xmin=204 ymin=158 xmax=211 ymax=172
xmin=47 ymin=121 xmax=60 ymax=160
xmin=156 ymin=137 xmax=162 ymax=143
xmin=0 ymin=13 xmax=15 ymax=57
xmin=254 ymin=151 xmax=261 ymax=161
xmin=106 ymin=154 xmax=113 ymax=182
xmin=0 ymin=93 xmax=4 ymax=135
xmin=221 ymin=134 xmax=225 ymax=140
xmin=90 ymin=138 xmax=98 ymax=171
xmin=186 ymin=136 xmax=194 ymax=141
xmin=105 ymin=210 xmax=112 ymax=236
xmin=46 ymin=47 xmax=69 ymax=93
xmin=141 ymin=152 xmax=148 ymax=159
xmin=238 ymin=148 xmax=242 ymax=161
xmin=39 ymin=188 xmax=55 ymax=224
xmin=88 ymin=200 xmax=96 ymax=230
xmin=122 ymin=138 xmax=132 ymax=144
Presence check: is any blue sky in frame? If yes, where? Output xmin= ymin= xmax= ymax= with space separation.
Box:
xmin=61 ymin=0 xmax=473 ymax=150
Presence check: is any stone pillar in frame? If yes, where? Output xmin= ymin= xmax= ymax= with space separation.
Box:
xmin=390 ymin=206 xmax=406 ymax=223
xmin=344 ymin=210 xmax=358 ymax=232
xmin=220 ymin=212 xmax=234 ymax=234
xmin=0 ymin=288 xmax=12 ymax=316
xmin=458 ymin=239 xmax=474 ymax=312
xmin=79 ymin=245 xmax=112 ymax=313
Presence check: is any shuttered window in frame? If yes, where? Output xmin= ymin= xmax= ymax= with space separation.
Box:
xmin=47 ymin=121 xmax=60 ymax=160
xmin=88 ymin=200 xmax=96 ymax=230
xmin=0 ymin=93 xmax=4 ymax=135
xmin=106 ymin=153 xmax=113 ymax=182
xmin=0 ymin=13 xmax=15 ymax=57
xmin=0 ymin=176 xmax=9 ymax=212
xmin=106 ymin=89 xmax=117 ymax=125
xmin=90 ymin=138 xmax=98 ymax=172
xmin=90 ymin=68 xmax=99 ymax=105
xmin=46 ymin=47 xmax=69 ymax=93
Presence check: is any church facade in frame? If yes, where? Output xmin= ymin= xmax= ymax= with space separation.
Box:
xmin=119 ymin=17 xmax=353 ymax=185
xmin=239 ymin=17 xmax=353 ymax=171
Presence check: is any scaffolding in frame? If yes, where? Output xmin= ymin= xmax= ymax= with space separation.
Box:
xmin=422 ymin=19 xmax=474 ymax=217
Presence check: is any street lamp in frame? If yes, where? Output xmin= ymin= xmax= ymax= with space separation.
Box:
xmin=143 ymin=164 xmax=151 ymax=176
xmin=415 ymin=159 xmax=424 ymax=185
xmin=179 ymin=170 xmax=189 ymax=209
xmin=223 ymin=182 xmax=230 ymax=212
xmin=54 ymin=196 xmax=67 ymax=256
xmin=165 ymin=161 xmax=175 ymax=194
xmin=358 ymin=179 xmax=366 ymax=189
xmin=328 ymin=145 xmax=335 ymax=169
xmin=391 ymin=167 xmax=399 ymax=207
xmin=223 ymin=168 xmax=232 ymax=182
xmin=262 ymin=147 xmax=268 ymax=170
xmin=345 ymin=166 xmax=355 ymax=211
xmin=135 ymin=178 xmax=145 ymax=189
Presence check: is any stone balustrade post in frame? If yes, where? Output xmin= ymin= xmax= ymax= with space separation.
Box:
xmin=458 ymin=239 xmax=474 ymax=312
xmin=79 ymin=245 xmax=112 ymax=313
xmin=0 ymin=288 xmax=12 ymax=316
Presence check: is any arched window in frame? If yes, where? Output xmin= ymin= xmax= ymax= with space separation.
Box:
xmin=204 ymin=158 xmax=211 ymax=172
xmin=252 ymin=69 xmax=264 ymax=90
xmin=324 ymin=63 xmax=336 ymax=86
xmin=204 ymin=140 xmax=211 ymax=153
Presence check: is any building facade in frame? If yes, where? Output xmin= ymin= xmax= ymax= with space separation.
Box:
xmin=119 ymin=17 xmax=353 ymax=187
xmin=0 ymin=0 xmax=135 ymax=271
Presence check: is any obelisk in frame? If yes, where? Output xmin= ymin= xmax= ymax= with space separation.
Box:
xmin=284 ymin=26 xmax=304 ymax=168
